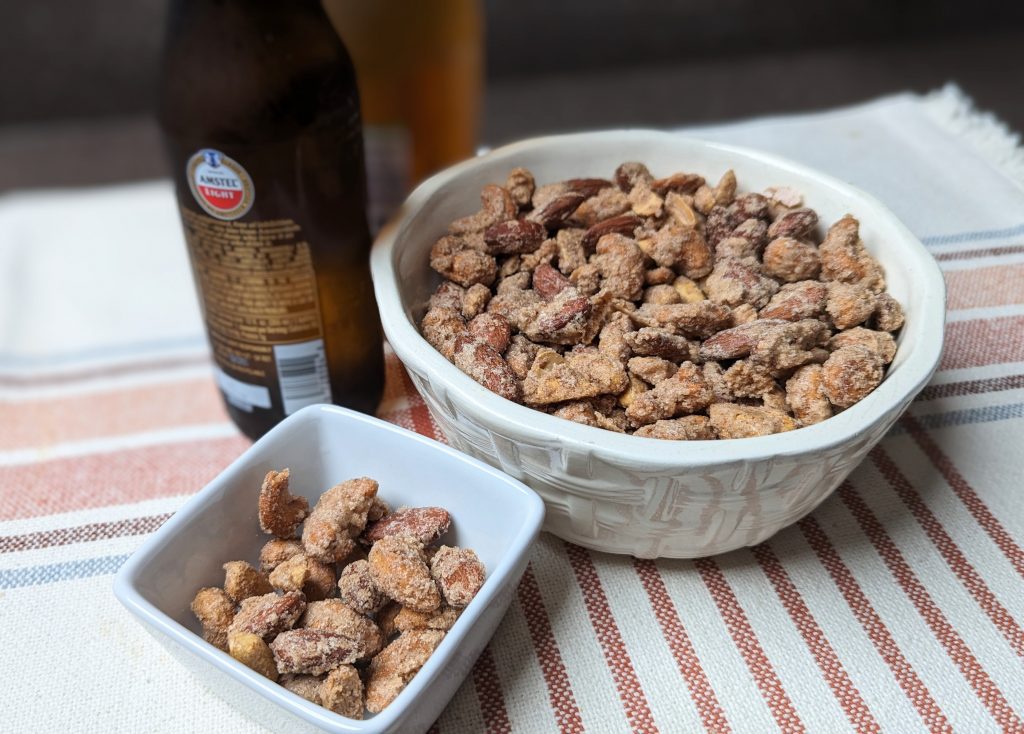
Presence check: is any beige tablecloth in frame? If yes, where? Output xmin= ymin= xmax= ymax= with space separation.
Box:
xmin=2 ymin=85 xmax=1023 ymax=733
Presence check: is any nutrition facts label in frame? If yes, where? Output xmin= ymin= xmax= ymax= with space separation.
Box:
xmin=181 ymin=209 xmax=332 ymax=411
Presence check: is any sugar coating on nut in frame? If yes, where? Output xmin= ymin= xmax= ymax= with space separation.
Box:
xmin=319 ymin=665 xmax=364 ymax=720
xmin=229 ymin=590 xmax=306 ymax=640
xmin=419 ymin=165 xmax=902 ymax=439
xmin=337 ymin=559 xmax=388 ymax=615
xmin=228 ymin=631 xmax=278 ymax=681
xmin=395 ymin=604 xmax=461 ymax=632
xmin=258 ymin=469 xmax=310 ymax=539
xmin=365 ymin=630 xmax=446 ymax=714
xmin=430 ymin=546 xmax=486 ymax=608
xmin=270 ymin=628 xmax=360 ymax=676
xmin=362 ymin=506 xmax=452 ymax=546
xmin=302 ymin=477 xmax=378 ymax=564
xmin=259 ymin=538 xmax=303 ymax=573
xmin=280 ymin=674 xmax=323 ymax=704
xmin=301 ymin=599 xmax=383 ymax=660
xmin=191 ymin=587 xmax=235 ymax=651
xmin=633 ymin=416 xmax=716 ymax=440
xmin=223 ymin=560 xmax=273 ymax=604
xmin=786 ymin=364 xmax=833 ymax=426
xmin=822 ymin=345 xmax=884 ymax=408
xmin=368 ymin=536 xmax=442 ymax=614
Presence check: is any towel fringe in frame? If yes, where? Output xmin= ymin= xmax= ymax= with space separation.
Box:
xmin=923 ymin=83 xmax=1024 ymax=192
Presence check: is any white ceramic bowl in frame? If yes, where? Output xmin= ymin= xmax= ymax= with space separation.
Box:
xmin=113 ymin=404 xmax=544 ymax=734
xmin=370 ymin=130 xmax=945 ymax=559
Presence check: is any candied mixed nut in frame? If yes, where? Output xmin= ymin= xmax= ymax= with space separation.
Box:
xmin=420 ymin=163 xmax=904 ymax=439
xmin=190 ymin=469 xmax=486 ymax=719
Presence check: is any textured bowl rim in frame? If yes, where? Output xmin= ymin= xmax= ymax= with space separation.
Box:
xmin=370 ymin=129 xmax=946 ymax=469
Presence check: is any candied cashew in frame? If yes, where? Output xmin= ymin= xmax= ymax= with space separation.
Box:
xmin=505 ymin=334 xmax=541 ymax=380
xmin=644 ymin=284 xmax=682 ymax=305
xmin=723 ymin=360 xmax=777 ymax=399
xmin=258 ymin=469 xmax=309 ymax=539
xmin=420 ymin=305 xmax=468 ymax=361
xmin=223 ymin=561 xmax=273 ymax=603
xmin=394 ymin=604 xmax=461 ymax=632
xmin=505 ymin=167 xmax=535 ymax=208
xmin=228 ymin=631 xmax=278 ymax=681
xmin=259 ymin=538 xmax=303 ymax=573
xmin=269 ymin=553 xmax=336 ymax=602
xmin=872 ymin=292 xmax=905 ymax=332
xmin=627 ymin=356 xmax=678 ymax=385
xmin=648 ymin=224 xmax=713 ymax=279
xmin=552 ymin=401 xmax=601 ymax=427
xmin=449 ymin=184 xmax=517 ymax=234
xmin=280 ymin=674 xmax=323 ymax=704
xmin=191 ymin=587 xmax=235 ymax=651
xmin=571 ymin=186 xmax=632 ymax=227
xmin=462 ymin=283 xmax=492 ymax=319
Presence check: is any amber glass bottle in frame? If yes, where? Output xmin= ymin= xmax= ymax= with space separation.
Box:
xmin=159 ymin=0 xmax=384 ymax=440
xmin=324 ymin=0 xmax=484 ymax=230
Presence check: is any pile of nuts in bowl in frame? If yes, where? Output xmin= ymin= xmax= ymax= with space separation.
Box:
xmin=190 ymin=469 xmax=485 ymax=718
xmin=420 ymin=163 xmax=905 ymax=440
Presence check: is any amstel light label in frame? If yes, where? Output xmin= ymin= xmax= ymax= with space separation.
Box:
xmin=186 ymin=149 xmax=255 ymax=220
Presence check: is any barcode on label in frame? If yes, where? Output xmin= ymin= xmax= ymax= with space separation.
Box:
xmin=273 ymin=339 xmax=332 ymax=415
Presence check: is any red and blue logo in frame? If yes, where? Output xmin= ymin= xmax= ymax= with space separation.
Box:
xmin=187 ymin=149 xmax=255 ymax=220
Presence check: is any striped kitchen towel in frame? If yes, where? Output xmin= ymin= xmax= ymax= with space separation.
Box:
xmin=1 ymin=85 xmax=1023 ymax=733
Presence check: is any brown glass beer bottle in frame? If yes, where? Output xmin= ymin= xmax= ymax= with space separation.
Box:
xmin=158 ymin=0 xmax=384 ymax=440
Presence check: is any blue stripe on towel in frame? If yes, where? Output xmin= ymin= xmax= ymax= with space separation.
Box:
xmin=0 ymin=554 xmax=129 ymax=590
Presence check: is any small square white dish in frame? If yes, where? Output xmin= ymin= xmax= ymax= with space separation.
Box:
xmin=113 ymin=404 xmax=544 ymax=734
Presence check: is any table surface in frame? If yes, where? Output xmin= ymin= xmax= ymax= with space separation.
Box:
xmin=1 ymin=88 xmax=1023 ymax=733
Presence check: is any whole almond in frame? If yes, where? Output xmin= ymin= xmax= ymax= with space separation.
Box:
xmin=270 ymin=629 xmax=360 ymax=675
xmin=581 ymin=213 xmax=642 ymax=251
xmin=527 ymin=192 xmax=587 ymax=229
xmin=362 ymin=507 xmax=453 ymax=546
xmin=483 ymin=219 xmax=545 ymax=255
xmin=532 ymin=263 xmax=572 ymax=300
xmin=650 ymin=172 xmax=704 ymax=196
